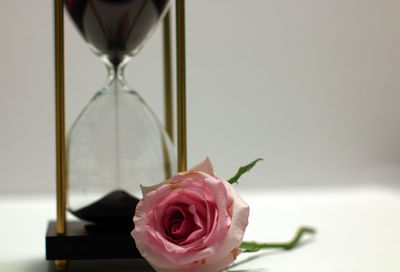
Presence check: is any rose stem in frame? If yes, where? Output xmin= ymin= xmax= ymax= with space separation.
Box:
xmin=239 ymin=226 xmax=316 ymax=252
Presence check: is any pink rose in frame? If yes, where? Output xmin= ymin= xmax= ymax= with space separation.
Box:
xmin=131 ymin=157 xmax=250 ymax=272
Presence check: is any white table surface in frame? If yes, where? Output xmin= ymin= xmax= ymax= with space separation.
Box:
xmin=0 ymin=185 xmax=399 ymax=272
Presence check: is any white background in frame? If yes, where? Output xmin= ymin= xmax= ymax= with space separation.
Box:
xmin=1 ymin=0 xmax=400 ymax=193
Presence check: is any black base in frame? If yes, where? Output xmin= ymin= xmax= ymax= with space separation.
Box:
xmin=46 ymin=221 xmax=143 ymax=260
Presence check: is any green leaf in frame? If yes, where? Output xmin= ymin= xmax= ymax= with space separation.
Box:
xmin=228 ymin=158 xmax=263 ymax=185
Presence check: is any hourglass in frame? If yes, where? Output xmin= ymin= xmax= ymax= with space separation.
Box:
xmin=46 ymin=0 xmax=188 ymax=268
xmin=65 ymin=0 xmax=176 ymax=226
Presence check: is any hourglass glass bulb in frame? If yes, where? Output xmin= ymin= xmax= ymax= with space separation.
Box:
xmin=65 ymin=0 xmax=174 ymax=225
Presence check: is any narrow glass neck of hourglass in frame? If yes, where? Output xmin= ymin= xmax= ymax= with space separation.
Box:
xmin=106 ymin=64 xmax=128 ymax=88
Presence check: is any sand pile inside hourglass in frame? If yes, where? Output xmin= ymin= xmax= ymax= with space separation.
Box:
xmin=65 ymin=0 xmax=172 ymax=226
xmin=71 ymin=190 xmax=140 ymax=225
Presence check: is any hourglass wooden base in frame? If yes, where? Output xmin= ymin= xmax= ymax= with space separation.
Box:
xmin=45 ymin=221 xmax=142 ymax=260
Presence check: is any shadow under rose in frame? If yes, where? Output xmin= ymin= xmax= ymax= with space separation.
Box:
xmin=224 ymin=268 xmax=268 ymax=272
xmin=225 ymin=252 xmax=271 ymax=272
xmin=225 ymin=270 xmax=268 ymax=272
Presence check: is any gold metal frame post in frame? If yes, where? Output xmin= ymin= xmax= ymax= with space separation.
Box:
xmin=163 ymin=11 xmax=173 ymax=141
xmin=54 ymin=0 xmax=67 ymax=270
xmin=176 ymin=0 xmax=187 ymax=172
xmin=54 ymin=0 xmax=66 ymax=238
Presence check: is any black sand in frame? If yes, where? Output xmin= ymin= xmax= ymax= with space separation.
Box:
xmin=69 ymin=190 xmax=140 ymax=226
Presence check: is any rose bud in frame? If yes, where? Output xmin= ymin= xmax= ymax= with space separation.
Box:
xmin=131 ymin=157 xmax=250 ymax=272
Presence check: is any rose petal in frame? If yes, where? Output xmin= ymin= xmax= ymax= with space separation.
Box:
xmin=132 ymin=158 xmax=250 ymax=272
xmin=140 ymin=181 xmax=166 ymax=197
xmin=206 ymin=179 xmax=249 ymax=264
xmin=189 ymin=156 xmax=214 ymax=176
